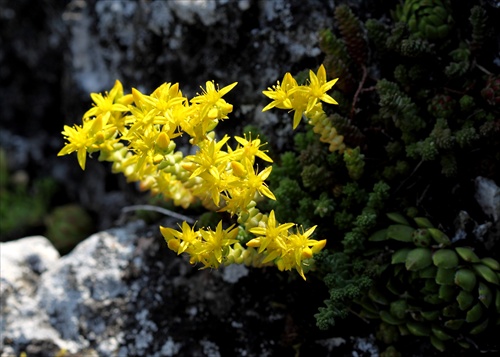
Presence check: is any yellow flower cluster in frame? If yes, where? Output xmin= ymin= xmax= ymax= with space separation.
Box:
xmin=262 ymin=64 xmax=338 ymax=128
xmin=59 ymin=67 xmax=338 ymax=279
xmin=262 ymin=64 xmax=346 ymax=153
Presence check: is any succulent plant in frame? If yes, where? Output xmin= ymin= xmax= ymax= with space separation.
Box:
xmin=363 ymin=213 xmax=500 ymax=351
xmin=260 ymin=2 xmax=499 ymax=354
xmin=393 ymin=0 xmax=455 ymax=41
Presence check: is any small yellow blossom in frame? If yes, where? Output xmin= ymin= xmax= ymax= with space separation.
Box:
xmin=262 ymin=72 xmax=298 ymax=111
xmin=248 ymin=210 xmax=294 ymax=253
xmin=58 ymin=123 xmax=91 ymax=170
xmin=305 ymin=64 xmax=339 ymax=112
xmin=234 ymin=134 xmax=273 ymax=163
xmin=262 ymin=65 xmax=339 ymax=130
xmin=83 ymin=80 xmax=129 ymax=119
xmin=196 ymin=221 xmax=239 ymax=267
xmin=191 ymin=81 xmax=237 ymax=120
xmin=160 ymin=221 xmax=200 ymax=254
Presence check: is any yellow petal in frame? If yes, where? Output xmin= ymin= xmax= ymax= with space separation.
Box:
xmin=292 ymin=110 xmax=303 ymax=129
xmin=218 ymin=82 xmax=238 ymax=96
xmin=262 ymin=249 xmax=281 ymax=263
xmin=259 ymin=185 xmax=276 ymax=200
xmin=77 ymin=148 xmax=87 ymax=170
xmin=246 ymin=237 xmax=262 ymax=247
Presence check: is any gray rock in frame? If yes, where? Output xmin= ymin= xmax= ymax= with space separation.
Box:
xmin=475 ymin=176 xmax=500 ymax=222
xmin=0 ymin=236 xmax=64 ymax=354
xmin=61 ymin=0 xmax=335 ymax=131
xmin=1 ymin=219 xmax=341 ymax=356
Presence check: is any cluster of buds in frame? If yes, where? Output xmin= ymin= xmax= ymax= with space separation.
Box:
xmin=59 ymin=67 xmax=339 ymax=279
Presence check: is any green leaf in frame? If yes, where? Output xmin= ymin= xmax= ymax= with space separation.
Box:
xmin=387 ymin=224 xmax=415 ymax=242
xmin=368 ymin=228 xmax=388 ymax=241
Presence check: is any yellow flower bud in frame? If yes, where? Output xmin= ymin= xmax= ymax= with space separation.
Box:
xmin=246 ymin=238 xmax=261 ymax=248
xmin=312 ymin=239 xmax=327 ymax=253
xmin=167 ymin=238 xmax=181 ymax=252
xmin=276 ymin=258 xmax=285 ymax=271
xmin=231 ymin=161 xmax=247 ymax=177
xmin=156 ymin=132 xmax=170 ymax=151
xmin=301 ymin=247 xmax=313 ymax=259
xmin=153 ymin=154 xmax=164 ymax=165
xmin=181 ymin=162 xmax=197 ymax=172
xmin=208 ymin=107 xmax=219 ymax=119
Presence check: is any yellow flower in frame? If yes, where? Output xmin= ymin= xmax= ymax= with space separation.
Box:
xmin=185 ymin=135 xmax=231 ymax=179
xmin=83 ymin=80 xmax=130 ymax=119
xmin=196 ymin=221 xmax=239 ymax=268
xmin=262 ymin=72 xmax=298 ymax=111
xmin=160 ymin=221 xmax=200 ymax=254
xmin=243 ymin=158 xmax=276 ymax=202
xmin=262 ymin=66 xmax=339 ymax=130
xmin=305 ymin=64 xmax=339 ymax=113
xmin=248 ymin=210 xmax=294 ymax=253
xmin=289 ymin=88 xmax=310 ymax=130
xmin=234 ymin=134 xmax=273 ymax=163
xmin=284 ymin=226 xmax=326 ymax=280
xmin=58 ymin=123 xmax=91 ymax=170
xmin=191 ymin=81 xmax=237 ymax=120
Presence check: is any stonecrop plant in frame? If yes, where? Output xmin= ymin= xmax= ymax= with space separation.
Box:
xmin=58 ymin=65 xmax=339 ymax=280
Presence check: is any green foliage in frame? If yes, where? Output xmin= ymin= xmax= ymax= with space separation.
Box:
xmin=358 ymin=214 xmax=500 ymax=351
xmin=334 ymin=4 xmax=368 ymax=66
xmin=281 ymin=0 xmax=500 ymax=351
xmin=45 ymin=204 xmax=94 ymax=254
xmin=393 ymin=0 xmax=455 ymax=41
xmin=314 ymin=250 xmax=374 ymax=329
xmin=0 ymin=147 xmax=58 ymax=241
